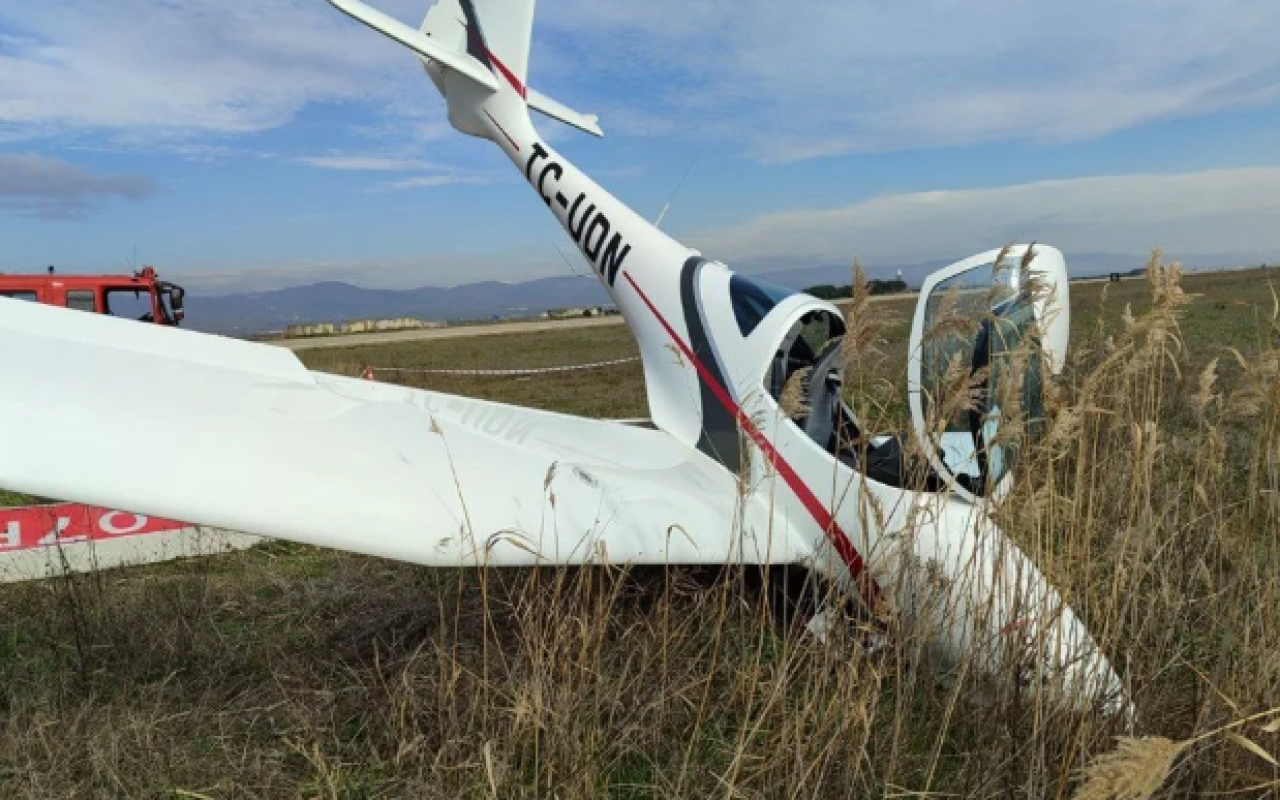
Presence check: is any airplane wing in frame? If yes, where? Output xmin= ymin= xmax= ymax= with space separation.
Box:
xmin=0 ymin=300 xmax=788 ymax=573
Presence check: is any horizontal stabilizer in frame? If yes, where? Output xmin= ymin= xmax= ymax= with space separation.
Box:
xmin=327 ymin=0 xmax=498 ymax=92
xmin=528 ymin=88 xmax=603 ymax=137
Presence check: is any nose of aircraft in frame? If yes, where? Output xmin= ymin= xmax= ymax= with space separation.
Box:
xmin=1037 ymin=600 xmax=1133 ymax=720
xmin=889 ymin=497 xmax=1132 ymax=718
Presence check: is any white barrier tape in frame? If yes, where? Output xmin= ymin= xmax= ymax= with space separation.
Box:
xmin=363 ymin=355 xmax=639 ymax=379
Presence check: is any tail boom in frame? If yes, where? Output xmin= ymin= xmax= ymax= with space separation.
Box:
xmin=476 ymin=104 xmax=709 ymax=447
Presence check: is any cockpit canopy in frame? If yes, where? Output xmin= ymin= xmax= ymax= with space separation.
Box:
xmin=728 ymin=274 xmax=802 ymax=338
xmin=762 ymin=246 xmax=1065 ymax=502
xmin=912 ymin=258 xmax=1044 ymax=495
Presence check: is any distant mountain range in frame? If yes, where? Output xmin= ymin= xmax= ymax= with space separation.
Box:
xmin=187 ymin=276 xmax=615 ymax=335
xmin=184 ymin=252 xmax=1210 ymax=335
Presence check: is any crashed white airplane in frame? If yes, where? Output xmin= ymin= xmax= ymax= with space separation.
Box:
xmin=0 ymin=0 xmax=1127 ymax=714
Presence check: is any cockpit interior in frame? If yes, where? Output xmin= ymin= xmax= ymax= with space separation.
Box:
xmin=760 ymin=280 xmax=1043 ymax=499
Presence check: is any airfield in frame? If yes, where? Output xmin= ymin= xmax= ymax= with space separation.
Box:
xmin=291 ymin=269 xmax=1256 ymax=418
xmin=0 ymin=265 xmax=1275 ymax=797
xmin=268 ymin=282 xmax=965 ymax=352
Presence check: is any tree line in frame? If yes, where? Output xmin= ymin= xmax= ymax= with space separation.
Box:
xmin=803 ymin=279 xmax=908 ymax=300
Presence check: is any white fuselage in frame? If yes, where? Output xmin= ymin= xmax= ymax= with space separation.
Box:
xmin=465 ymin=84 xmax=1125 ymax=713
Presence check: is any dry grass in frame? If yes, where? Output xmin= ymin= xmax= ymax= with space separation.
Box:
xmin=0 ymin=260 xmax=1277 ymax=798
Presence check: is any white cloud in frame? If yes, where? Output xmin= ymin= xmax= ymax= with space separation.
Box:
xmin=294 ymin=154 xmax=430 ymax=171
xmin=3 ymin=0 xmax=1276 ymax=161
xmin=538 ymin=0 xmax=1280 ymax=159
xmin=0 ymin=152 xmax=156 ymax=219
xmin=688 ymin=167 xmax=1280 ymax=269
xmin=159 ymin=166 xmax=1280 ymax=291
xmin=375 ymin=172 xmax=499 ymax=190
xmin=290 ymin=150 xmax=502 ymax=186
xmin=0 ymin=0 xmax=434 ymax=141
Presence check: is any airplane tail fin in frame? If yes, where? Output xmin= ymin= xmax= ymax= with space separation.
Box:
xmin=423 ymin=0 xmax=532 ymax=95
xmin=328 ymin=0 xmax=602 ymax=137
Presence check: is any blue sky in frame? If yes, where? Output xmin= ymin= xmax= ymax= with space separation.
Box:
xmin=1 ymin=0 xmax=1279 ymax=294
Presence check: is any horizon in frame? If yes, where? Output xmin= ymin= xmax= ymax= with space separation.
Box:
xmin=10 ymin=254 xmax=1270 ymax=300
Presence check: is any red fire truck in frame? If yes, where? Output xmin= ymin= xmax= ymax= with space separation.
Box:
xmin=0 ymin=266 xmax=186 ymax=325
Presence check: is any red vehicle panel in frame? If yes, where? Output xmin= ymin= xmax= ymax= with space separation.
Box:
xmin=0 ymin=266 xmax=185 ymax=325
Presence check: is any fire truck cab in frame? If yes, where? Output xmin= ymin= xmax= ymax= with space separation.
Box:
xmin=0 ymin=266 xmax=185 ymax=326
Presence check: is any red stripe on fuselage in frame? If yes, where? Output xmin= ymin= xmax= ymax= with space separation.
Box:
xmin=456 ymin=15 xmax=526 ymax=98
xmin=621 ymin=270 xmax=882 ymax=610
xmin=485 ymin=48 xmax=526 ymax=98
xmin=482 ymin=109 xmax=520 ymax=152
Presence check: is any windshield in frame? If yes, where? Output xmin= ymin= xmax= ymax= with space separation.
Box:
xmin=729 ymin=275 xmax=797 ymax=336
xmin=156 ymin=283 xmax=184 ymax=325
xmin=105 ymin=289 xmax=155 ymax=322
xmin=916 ymin=261 xmax=1043 ymax=493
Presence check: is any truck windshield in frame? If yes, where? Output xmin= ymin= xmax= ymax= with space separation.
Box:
xmin=105 ymin=289 xmax=155 ymax=322
xmin=157 ymin=284 xmax=184 ymax=325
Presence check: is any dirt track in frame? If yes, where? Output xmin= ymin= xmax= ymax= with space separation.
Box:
xmin=275 ymin=315 xmax=627 ymax=351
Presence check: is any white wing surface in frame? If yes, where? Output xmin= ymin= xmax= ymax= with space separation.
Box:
xmin=0 ymin=300 xmax=777 ymax=571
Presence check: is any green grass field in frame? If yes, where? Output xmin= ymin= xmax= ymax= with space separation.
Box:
xmin=0 ymin=263 xmax=1276 ymax=798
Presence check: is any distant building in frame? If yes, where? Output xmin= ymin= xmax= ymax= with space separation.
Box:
xmin=544 ymin=306 xmax=610 ymax=320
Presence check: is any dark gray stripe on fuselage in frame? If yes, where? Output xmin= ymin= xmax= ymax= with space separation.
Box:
xmin=457 ymin=0 xmax=492 ymax=69
xmin=680 ymin=257 xmax=743 ymax=474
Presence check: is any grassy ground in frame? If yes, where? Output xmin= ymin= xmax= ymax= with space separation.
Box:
xmin=301 ymin=321 xmax=646 ymax=419
xmin=0 ymin=489 xmax=34 ymax=506
xmin=0 ymin=262 xmax=1276 ymax=798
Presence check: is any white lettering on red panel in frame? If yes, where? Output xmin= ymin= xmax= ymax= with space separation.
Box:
xmin=0 ymin=504 xmax=188 ymax=551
